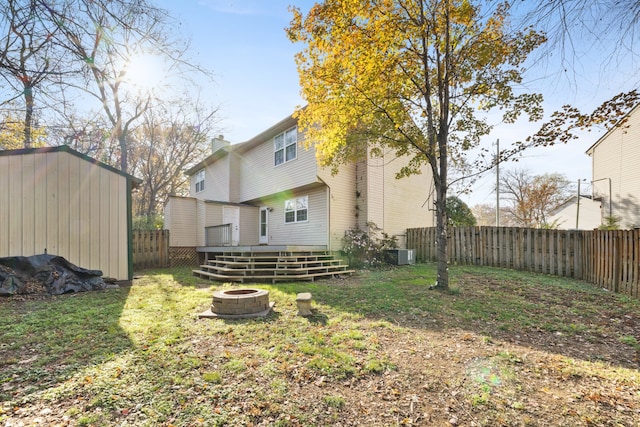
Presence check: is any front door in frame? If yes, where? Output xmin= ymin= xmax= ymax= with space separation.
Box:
xmin=222 ymin=206 xmax=240 ymax=246
xmin=259 ymin=207 xmax=269 ymax=244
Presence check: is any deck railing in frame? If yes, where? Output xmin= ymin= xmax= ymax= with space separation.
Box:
xmin=205 ymin=223 xmax=232 ymax=246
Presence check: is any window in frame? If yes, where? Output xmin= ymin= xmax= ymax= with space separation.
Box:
xmin=195 ymin=169 xmax=205 ymax=193
xmin=285 ymin=196 xmax=308 ymax=223
xmin=274 ymin=127 xmax=297 ymax=166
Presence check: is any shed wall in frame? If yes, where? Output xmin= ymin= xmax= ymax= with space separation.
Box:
xmin=0 ymin=151 xmax=129 ymax=280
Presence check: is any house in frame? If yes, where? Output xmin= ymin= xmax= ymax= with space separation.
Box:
xmin=0 ymin=145 xmax=141 ymax=281
xmin=586 ymin=104 xmax=640 ymax=229
xmin=547 ymin=195 xmax=602 ymax=230
xmin=164 ymin=114 xmax=435 ymax=266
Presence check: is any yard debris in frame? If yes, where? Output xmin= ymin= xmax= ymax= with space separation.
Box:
xmin=0 ymin=254 xmax=105 ymax=296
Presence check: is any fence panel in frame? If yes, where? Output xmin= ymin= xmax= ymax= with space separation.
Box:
xmin=132 ymin=230 xmax=170 ymax=269
xmin=406 ymin=226 xmax=640 ymax=298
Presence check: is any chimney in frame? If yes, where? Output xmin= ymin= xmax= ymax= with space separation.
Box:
xmin=211 ymin=134 xmax=230 ymax=154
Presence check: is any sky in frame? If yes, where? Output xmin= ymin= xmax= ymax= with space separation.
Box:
xmin=153 ymin=0 xmax=638 ymax=208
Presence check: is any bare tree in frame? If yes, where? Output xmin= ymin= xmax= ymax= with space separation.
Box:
xmin=500 ymin=168 xmax=573 ymax=228
xmin=0 ymin=0 xmax=70 ymax=147
xmin=520 ymin=1 xmax=640 ymax=76
xmin=130 ymin=98 xmax=219 ymax=218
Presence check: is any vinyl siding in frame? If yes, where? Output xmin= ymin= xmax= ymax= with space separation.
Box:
xmin=590 ymin=108 xmax=640 ymax=228
xmin=548 ymin=197 xmax=602 ymax=230
xmin=381 ymin=153 xmax=435 ymax=247
xmin=164 ymin=196 xmax=198 ymax=246
xmin=229 ymin=151 xmax=242 ymax=203
xmin=352 ymin=149 xmax=434 ymax=248
xmin=192 ymin=155 xmax=231 ymax=202
xmin=196 ymin=199 xmax=207 ymax=246
xmin=0 ymin=150 xmax=131 ymax=280
xmin=318 ymin=163 xmax=357 ymax=250
xmin=237 ymin=128 xmax=318 ymax=202
xmin=258 ymin=188 xmax=327 ymax=246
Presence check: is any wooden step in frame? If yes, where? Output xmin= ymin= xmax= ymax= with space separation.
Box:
xmin=193 ymin=250 xmax=352 ymax=283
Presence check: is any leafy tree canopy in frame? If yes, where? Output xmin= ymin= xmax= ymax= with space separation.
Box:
xmin=446 ymin=196 xmax=476 ymax=226
xmin=0 ymin=111 xmax=46 ymax=149
xmin=288 ymin=0 xmax=546 ymax=289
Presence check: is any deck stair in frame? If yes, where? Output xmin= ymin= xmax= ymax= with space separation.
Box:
xmin=193 ymin=250 xmax=354 ymax=283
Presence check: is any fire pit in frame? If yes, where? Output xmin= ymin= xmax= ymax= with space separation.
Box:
xmin=199 ymin=288 xmax=274 ymax=319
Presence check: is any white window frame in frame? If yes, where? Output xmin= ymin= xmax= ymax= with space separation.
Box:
xmin=195 ymin=169 xmax=205 ymax=193
xmin=284 ymin=195 xmax=308 ymax=224
xmin=274 ymin=127 xmax=297 ymax=166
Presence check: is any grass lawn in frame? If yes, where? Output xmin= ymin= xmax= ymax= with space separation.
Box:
xmin=1 ymin=263 xmax=640 ymax=426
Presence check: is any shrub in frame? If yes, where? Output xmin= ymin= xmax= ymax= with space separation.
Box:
xmin=133 ymin=214 xmax=164 ymax=230
xmin=341 ymin=222 xmax=397 ymax=268
xmin=599 ymin=216 xmax=620 ymax=230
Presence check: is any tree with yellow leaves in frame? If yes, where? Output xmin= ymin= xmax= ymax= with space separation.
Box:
xmin=0 ymin=111 xmax=47 ymax=149
xmin=288 ymin=0 xmax=546 ymax=290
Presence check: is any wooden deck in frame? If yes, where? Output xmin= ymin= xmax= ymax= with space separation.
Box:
xmin=193 ymin=250 xmax=354 ymax=283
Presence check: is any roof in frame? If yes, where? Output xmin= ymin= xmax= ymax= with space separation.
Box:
xmin=184 ymin=113 xmax=297 ymax=176
xmin=549 ymin=194 xmax=597 ymax=215
xmin=585 ymin=103 xmax=640 ymax=156
xmin=0 ymin=145 xmax=142 ymax=186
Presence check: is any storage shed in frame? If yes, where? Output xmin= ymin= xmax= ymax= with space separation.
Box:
xmin=0 ymin=145 xmax=141 ymax=281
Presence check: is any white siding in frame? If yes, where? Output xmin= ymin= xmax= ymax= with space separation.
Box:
xmin=589 ymin=107 xmax=640 ymax=228
xmin=548 ymin=197 xmax=602 ymax=230
xmin=164 ymin=196 xmax=198 ymax=246
xmin=381 ymin=152 xmax=435 ymax=247
xmin=237 ymin=128 xmax=318 ymax=202
xmin=258 ymin=188 xmax=327 ymax=246
xmin=191 ymin=155 xmax=231 ymax=202
xmin=346 ymin=148 xmax=434 ymax=248
xmin=318 ymin=163 xmax=357 ymax=250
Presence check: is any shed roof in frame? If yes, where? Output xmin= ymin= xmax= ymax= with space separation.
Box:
xmin=0 ymin=145 xmax=142 ymax=187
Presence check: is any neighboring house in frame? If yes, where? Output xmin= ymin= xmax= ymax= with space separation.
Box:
xmin=164 ymin=114 xmax=435 ymax=259
xmin=548 ymin=195 xmax=602 ymax=230
xmin=586 ymin=104 xmax=640 ymax=229
xmin=0 ymin=145 xmax=141 ymax=281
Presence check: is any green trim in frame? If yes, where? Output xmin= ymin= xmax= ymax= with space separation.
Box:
xmin=127 ymin=178 xmax=134 ymax=280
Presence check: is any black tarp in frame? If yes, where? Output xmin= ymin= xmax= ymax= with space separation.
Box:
xmin=0 ymin=254 xmax=105 ymax=296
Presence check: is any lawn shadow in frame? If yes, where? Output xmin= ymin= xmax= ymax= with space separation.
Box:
xmin=304 ymin=309 xmax=329 ymax=325
xmin=0 ymin=284 xmax=134 ymax=403
xmin=265 ymin=264 xmax=640 ymax=371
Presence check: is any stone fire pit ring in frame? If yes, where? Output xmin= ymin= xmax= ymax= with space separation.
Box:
xmin=199 ymin=288 xmax=274 ymax=319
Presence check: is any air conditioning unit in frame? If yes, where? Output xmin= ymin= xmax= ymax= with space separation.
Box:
xmin=385 ymin=249 xmax=415 ymax=265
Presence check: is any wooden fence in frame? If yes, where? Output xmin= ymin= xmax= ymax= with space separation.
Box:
xmin=132 ymin=230 xmax=170 ymax=269
xmin=407 ymin=227 xmax=640 ymax=298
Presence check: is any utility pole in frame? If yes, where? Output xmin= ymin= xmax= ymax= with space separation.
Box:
xmin=575 ymin=179 xmax=581 ymax=229
xmin=495 ymin=139 xmax=500 ymax=227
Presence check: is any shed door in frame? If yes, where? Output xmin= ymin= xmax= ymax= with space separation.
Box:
xmin=222 ymin=206 xmax=239 ymax=246
xmin=259 ymin=207 xmax=269 ymax=244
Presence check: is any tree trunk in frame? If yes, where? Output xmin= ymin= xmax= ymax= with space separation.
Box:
xmin=434 ymin=129 xmax=449 ymax=290
xmin=434 ymin=170 xmax=449 ymax=290
xmin=23 ymin=85 xmax=33 ymax=148
xmin=118 ymin=131 xmax=128 ymax=173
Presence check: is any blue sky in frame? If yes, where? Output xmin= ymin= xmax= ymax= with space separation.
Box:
xmin=154 ymin=0 xmax=637 ymax=207
xmin=154 ymin=0 xmax=313 ymax=142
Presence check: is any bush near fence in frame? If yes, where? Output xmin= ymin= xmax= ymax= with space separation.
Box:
xmin=407 ymin=226 xmax=640 ymax=298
